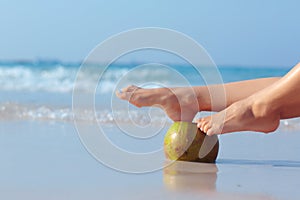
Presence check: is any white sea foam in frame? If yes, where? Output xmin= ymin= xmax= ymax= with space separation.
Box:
xmin=0 ymin=65 xmax=77 ymax=93
xmin=0 ymin=63 xmax=289 ymax=94
xmin=0 ymin=64 xmax=185 ymax=93
xmin=0 ymin=102 xmax=299 ymax=132
xmin=0 ymin=64 xmax=131 ymax=93
xmin=0 ymin=102 xmax=169 ymax=126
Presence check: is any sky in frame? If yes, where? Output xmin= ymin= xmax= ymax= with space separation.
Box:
xmin=0 ymin=0 xmax=299 ymax=67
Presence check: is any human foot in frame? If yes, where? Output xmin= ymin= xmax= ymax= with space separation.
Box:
xmin=196 ymin=98 xmax=280 ymax=136
xmin=116 ymin=85 xmax=202 ymax=121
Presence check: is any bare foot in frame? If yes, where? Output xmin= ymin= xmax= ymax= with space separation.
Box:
xmin=196 ymin=97 xmax=280 ymax=135
xmin=116 ymin=85 xmax=202 ymax=121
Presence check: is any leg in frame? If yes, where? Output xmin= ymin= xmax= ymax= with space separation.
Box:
xmin=197 ymin=63 xmax=300 ymax=135
xmin=197 ymin=77 xmax=280 ymax=111
xmin=116 ymin=77 xmax=280 ymax=121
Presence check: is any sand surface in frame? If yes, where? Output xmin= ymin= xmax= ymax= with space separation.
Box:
xmin=0 ymin=120 xmax=299 ymax=200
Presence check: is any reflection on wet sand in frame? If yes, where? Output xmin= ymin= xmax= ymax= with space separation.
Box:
xmin=163 ymin=160 xmax=278 ymax=200
xmin=163 ymin=160 xmax=218 ymax=193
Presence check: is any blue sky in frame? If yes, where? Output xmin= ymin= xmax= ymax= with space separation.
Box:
xmin=0 ymin=0 xmax=299 ymax=67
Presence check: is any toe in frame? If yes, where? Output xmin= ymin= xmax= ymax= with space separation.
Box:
xmin=203 ymin=122 xmax=211 ymax=134
xmin=116 ymin=85 xmax=141 ymax=100
xmin=196 ymin=119 xmax=203 ymax=128
xmin=116 ymin=90 xmax=129 ymax=100
xmin=199 ymin=120 xmax=208 ymax=132
xmin=197 ymin=118 xmax=205 ymax=129
xmin=115 ymin=90 xmax=125 ymax=99
xmin=206 ymin=128 xmax=214 ymax=136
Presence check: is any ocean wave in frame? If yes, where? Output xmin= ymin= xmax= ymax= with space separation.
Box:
xmin=0 ymin=102 xmax=169 ymax=126
xmin=0 ymin=65 xmax=78 ymax=93
xmin=0 ymin=64 xmax=135 ymax=93
xmin=1 ymin=102 xmax=299 ymax=132
xmin=0 ymin=62 xmax=289 ymax=94
xmin=0 ymin=64 xmax=189 ymax=94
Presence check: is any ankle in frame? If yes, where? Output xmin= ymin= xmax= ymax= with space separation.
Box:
xmin=193 ymin=86 xmax=211 ymax=111
xmin=251 ymin=97 xmax=281 ymax=121
xmin=158 ymin=87 xmax=174 ymax=106
xmin=250 ymin=98 xmax=280 ymax=133
xmin=251 ymin=98 xmax=272 ymax=118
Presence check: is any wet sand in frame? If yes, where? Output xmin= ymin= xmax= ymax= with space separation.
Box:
xmin=0 ymin=120 xmax=299 ymax=199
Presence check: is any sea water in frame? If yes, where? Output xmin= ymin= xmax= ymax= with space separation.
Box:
xmin=0 ymin=61 xmax=291 ymax=124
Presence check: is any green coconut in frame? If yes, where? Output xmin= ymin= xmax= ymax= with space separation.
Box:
xmin=164 ymin=122 xmax=219 ymax=163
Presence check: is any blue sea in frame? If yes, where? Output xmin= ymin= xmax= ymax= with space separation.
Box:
xmin=0 ymin=61 xmax=290 ymax=123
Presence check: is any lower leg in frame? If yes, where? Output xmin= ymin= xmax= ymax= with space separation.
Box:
xmin=197 ymin=63 xmax=300 ymax=135
xmin=257 ymin=63 xmax=300 ymax=119
xmin=196 ymin=77 xmax=280 ymax=111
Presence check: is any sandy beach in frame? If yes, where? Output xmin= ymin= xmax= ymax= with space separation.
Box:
xmin=1 ymin=118 xmax=299 ymax=200
xmin=1 ymin=0 xmax=300 ymax=199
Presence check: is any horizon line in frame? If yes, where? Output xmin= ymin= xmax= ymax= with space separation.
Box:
xmin=0 ymin=59 xmax=291 ymax=69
